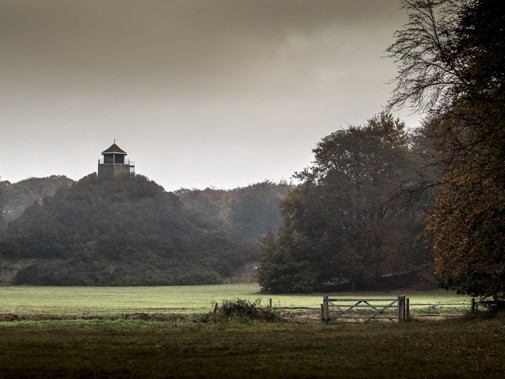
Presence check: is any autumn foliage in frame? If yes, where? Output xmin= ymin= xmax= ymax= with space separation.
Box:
xmin=388 ymin=0 xmax=505 ymax=299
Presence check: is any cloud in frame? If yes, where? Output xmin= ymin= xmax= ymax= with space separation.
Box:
xmin=0 ymin=0 xmax=414 ymax=190
xmin=1 ymin=0 xmax=404 ymax=88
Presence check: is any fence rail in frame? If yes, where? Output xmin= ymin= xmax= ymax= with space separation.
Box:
xmin=98 ymin=159 xmax=134 ymax=165
xmin=320 ymin=296 xmax=488 ymax=323
xmin=406 ymin=299 xmax=472 ymax=319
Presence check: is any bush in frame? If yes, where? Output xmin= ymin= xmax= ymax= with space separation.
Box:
xmin=211 ymin=298 xmax=279 ymax=322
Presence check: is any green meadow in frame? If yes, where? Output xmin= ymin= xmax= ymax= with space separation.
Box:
xmin=0 ymin=284 xmax=318 ymax=316
xmin=0 ymin=284 xmax=471 ymax=317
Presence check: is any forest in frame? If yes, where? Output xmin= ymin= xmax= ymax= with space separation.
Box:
xmin=0 ymin=175 xmax=291 ymax=285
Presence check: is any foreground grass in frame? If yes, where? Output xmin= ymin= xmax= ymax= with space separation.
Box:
xmin=0 ymin=315 xmax=504 ymax=378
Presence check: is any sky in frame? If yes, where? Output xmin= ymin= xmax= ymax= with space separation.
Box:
xmin=0 ymin=0 xmax=420 ymax=191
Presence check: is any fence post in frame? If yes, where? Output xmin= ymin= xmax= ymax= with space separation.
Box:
xmin=398 ymin=296 xmax=401 ymax=322
xmin=322 ymin=296 xmax=329 ymax=322
xmin=471 ymin=298 xmax=476 ymax=313
xmin=406 ymin=297 xmax=410 ymax=320
xmin=398 ymin=295 xmax=406 ymax=322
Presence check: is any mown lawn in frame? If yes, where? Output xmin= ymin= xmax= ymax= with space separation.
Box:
xmin=1 ymin=315 xmax=504 ymax=378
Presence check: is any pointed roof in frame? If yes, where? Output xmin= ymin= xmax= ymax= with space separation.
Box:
xmin=102 ymin=143 xmax=127 ymax=155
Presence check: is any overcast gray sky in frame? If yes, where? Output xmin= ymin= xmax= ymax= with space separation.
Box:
xmin=0 ymin=0 xmax=418 ymax=191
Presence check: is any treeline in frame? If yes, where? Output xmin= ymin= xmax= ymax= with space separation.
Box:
xmin=0 ymin=175 xmax=290 ymax=285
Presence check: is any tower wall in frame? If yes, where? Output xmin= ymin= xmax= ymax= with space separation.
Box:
xmin=98 ymin=163 xmax=131 ymax=179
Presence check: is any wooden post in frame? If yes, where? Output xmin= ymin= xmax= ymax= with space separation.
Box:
xmin=398 ymin=295 xmax=406 ymax=322
xmin=213 ymin=303 xmax=218 ymax=314
xmin=471 ymin=298 xmax=476 ymax=313
xmin=269 ymin=298 xmax=272 ymax=308
xmin=398 ymin=296 xmax=401 ymax=322
xmin=406 ymin=297 xmax=410 ymax=320
xmin=322 ymin=296 xmax=329 ymax=322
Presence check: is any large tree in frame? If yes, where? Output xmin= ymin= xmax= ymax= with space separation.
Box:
xmin=388 ymin=0 xmax=505 ymax=299
xmin=259 ymin=114 xmax=422 ymax=292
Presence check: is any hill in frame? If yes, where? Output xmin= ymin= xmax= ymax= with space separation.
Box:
xmin=0 ymin=174 xmax=260 ymax=285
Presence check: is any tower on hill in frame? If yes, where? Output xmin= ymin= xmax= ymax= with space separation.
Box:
xmin=98 ymin=142 xmax=135 ymax=179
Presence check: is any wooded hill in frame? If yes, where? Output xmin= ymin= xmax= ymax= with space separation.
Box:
xmin=0 ymin=176 xmax=74 ymax=233
xmin=0 ymin=175 xmax=291 ymax=285
xmin=176 ymin=181 xmax=292 ymax=239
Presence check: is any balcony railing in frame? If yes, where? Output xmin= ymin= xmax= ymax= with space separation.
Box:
xmin=98 ymin=159 xmax=134 ymax=166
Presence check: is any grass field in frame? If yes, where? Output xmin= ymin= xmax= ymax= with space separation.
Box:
xmin=1 ymin=285 xmax=501 ymax=378
xmin=0 ymin=284 xmax=321 ymax=316
xmin=1 ymin=312 xmax=504 ymax=377
xmin=0 ymin=284 xmax=471 ymax=317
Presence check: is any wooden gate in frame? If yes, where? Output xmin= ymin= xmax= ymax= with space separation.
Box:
xmin=322 ymin=296 xmax=407 ymax=323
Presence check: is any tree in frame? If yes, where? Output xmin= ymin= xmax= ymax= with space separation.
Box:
xmin=259 ymin=114 xmax=422 ymax=292
xmin=388 ymin=0 xmax=505 ymax=299
xmin=386 ymin=0 xmax=468 ymax=114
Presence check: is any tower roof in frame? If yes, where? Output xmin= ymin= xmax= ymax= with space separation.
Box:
xmin=102 ymin=143 xmax=127 ymax=155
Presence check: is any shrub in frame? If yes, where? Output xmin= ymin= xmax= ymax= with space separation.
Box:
xmin=212 ymin=298 xmax=279 ymax=322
